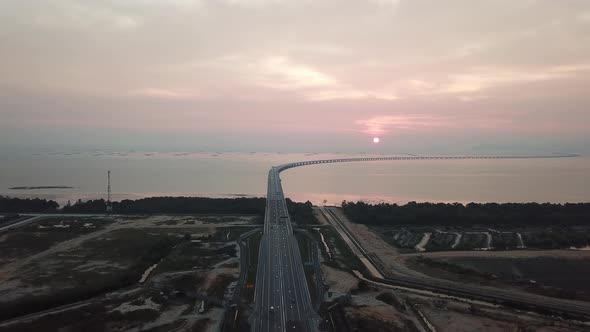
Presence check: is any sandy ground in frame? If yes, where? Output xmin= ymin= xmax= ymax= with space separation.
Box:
xmin=328 ymin=207 xmax=428 ymax=278
xmin=418 ymin=299 xmax=590 ymax=332
xmin=328 ymin=207 xmax=590 ymax=280
xmin=112 ymin=297 xmax=161 ymax=313
xmin=401 ymin=249 xmax=590 ymax=259
xmin=0 ymin=214 xmax=248 ymax=332
xmin=0 ymin=225 xmax=122 ymax=285
xmin=415 ymin=232 xmax=432 ymax=252
xmin=345 ymin=305 xmax=407 ymax=328
xmin=312 ymin=207 xmax=329 ymax=225
xmin=321 ymin=264 xmax=357 ymax=297
xmin=421 ymin=306 xmax=517 ymax=332
xmin=0 ymin=215 xmax=253 ymax=286
xmin=0 ymin=215 xmax=247 ymax=320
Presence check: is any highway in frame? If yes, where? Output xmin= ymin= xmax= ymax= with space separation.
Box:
xmin=250 ymin=153 xmax=585 ymax=331
xmin=250 ymin=168 xmax=319 ymax=332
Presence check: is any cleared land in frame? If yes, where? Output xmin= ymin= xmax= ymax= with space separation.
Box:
xmin=0 ymin=214 xmax=258 ymax=332
xmin=314 ymin=208 xmax=589 ymax=332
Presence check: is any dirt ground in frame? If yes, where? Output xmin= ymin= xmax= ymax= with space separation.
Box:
xmin=401 ymin=249 xmax=590 ymax=259
xmin=421 ymin=306 xmax=518 ymax=332
xmin=312 ymin=207 xmax=329 ymax=225
xmin=0 ymin=215 xmax=251 ymax=331
xmin=344 ymin=304 xmax=409 ymax=331
xmin=328 ymin=207 xmax=428 ymax=278
xmin=319 ymin=208 xmax=590 ymax=332
xmin=321 ymin=264 xmax=357 ymax=297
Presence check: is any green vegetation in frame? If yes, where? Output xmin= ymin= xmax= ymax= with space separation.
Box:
xmin=342 ymin=201 xmax=590 ymax=226
xmin=0 ymin=196 xmax=59 ymax=213
xmin=425 ymin=232 xmax=457 ymax=251
xmin=375 ymin=291 xmax=406 ymax=312
xmin=413 ymin=256 xmax=490 ymax=278
xmin=491 ymin=232 xmax=520 ymax=250
xmin=0 ymin=229 xmax=180 ymax=321
xmin=243 ymin=231 xmax=262 ymax=303
xmin=285 ymin=199 xmax=316 ymax=224
xmin=2 ymin=195 xmax=317 ymax=231
xmin=63 ymin=197 xmax=266 ymax=214
xmin=59 ymin=196 xmax=315 ymax=222
xmin=156 ymin=241 xmax=236 ymax=273
xmin=0 ymin=232 xmax=79 ymax=265
xmin=523 ymin=228 xmax=590 ymax=249
xmin=422 ymin=256 xmax=590 ymax=301
xmin=314 ymin=227 xmax=362 ymax=271
xmin=294 ymin=231 xmax=312 ymax=263
xmin=0 ymin=217 xmax=114 ymax=265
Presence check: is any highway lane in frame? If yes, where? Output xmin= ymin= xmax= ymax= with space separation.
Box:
xmin=250 ymin=168 xmax=319 ymax=332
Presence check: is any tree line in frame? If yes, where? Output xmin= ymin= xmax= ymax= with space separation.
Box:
xmin=285 ymin=198 xmax=314 ymax=224
xmin=341 ymin=201 xmax=590 ymax=226
xmin=0 ymin=196 xmax=59 ymax=213
xmin=0 ymin=196 xmax=315 ymax=221
xmin=63 ymin=197 xmax=267 ymax=214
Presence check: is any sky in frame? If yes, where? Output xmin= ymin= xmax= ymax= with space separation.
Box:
xmin=1 ymin=0 xmax=589 ymax=153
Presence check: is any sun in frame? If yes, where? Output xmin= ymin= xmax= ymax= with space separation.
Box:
xmin=373 ymin=137 xmax=380 ymax=143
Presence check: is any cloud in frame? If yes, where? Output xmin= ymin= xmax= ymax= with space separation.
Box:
xmin=258 ymin=56 xmax=336 ymax=89
xmin=127 ymin=88 xmax=200 ymax=99
xmin=437 ymin=64 xmax=590 ymax=94
xmin=356 ymin=115 xmax=442 ymax=135
xmin=1 ymin=0 xmax=590 ymax=152
xmin=22 ymin=2 xmax=144 ymax=30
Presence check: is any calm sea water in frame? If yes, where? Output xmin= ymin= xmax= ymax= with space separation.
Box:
xmin=0 ymin=149 xmax=588 ymax=205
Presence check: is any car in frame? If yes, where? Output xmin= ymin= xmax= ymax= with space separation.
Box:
xmin=270 ymin=306 xmax=275 ymax=313
xmin=291 ymin=298 xmax=296 ymax=303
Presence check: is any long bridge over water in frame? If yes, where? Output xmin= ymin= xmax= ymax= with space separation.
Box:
xmin=250 ymin=153 xmax=583 ymax=332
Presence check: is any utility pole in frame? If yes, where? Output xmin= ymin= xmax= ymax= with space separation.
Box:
xmin=106 ymin=170 xmax=113 ymax=213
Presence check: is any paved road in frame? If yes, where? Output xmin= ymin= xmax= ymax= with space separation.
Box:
xmin=0 ymin=216 xmax=42 ymax=233
xmin=250 ymin=168 xmax=319 ymax=332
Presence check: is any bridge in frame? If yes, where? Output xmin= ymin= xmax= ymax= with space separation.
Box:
xmin=277 ymin=154 xmax=580 ymax=172
xmin=250 ymin=153 xmax=583 ymax=332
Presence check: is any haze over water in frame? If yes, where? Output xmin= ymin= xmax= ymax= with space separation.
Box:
xmin=1 ymin=149 xmax=588 ymax=206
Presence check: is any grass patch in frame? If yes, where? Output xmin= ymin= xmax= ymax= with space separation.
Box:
xmin=0 ymin=229 xmax=180 ymax=321
xmin=244 ymin=232 xmax=262 ymax=303
xmin=156 ymin=242 xmax=236 ymax=273
xmin=321 ymin=227 xmax=362 ymax=271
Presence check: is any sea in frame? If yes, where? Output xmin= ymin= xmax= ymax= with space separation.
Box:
xmin=0 ymin=149 xmax=589 ymax=206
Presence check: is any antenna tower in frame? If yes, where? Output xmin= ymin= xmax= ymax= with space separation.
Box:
xmin=106 ymin=170 xmax=113 ymax=213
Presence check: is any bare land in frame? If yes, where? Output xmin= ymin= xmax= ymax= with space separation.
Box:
xmin=315 ymin=207 xmax=590 ymax=331
xmin=0 ymin=214 xmax=257 ymax=331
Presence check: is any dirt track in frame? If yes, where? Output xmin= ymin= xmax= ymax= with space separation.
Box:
xmin=327 ymin=207 xmax=428 ymax=278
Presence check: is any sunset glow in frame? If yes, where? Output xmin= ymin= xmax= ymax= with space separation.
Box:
xmin=0 ymin=1 xmax=588 ymax=153
xmin=373 ymin=137 xmax=380 ymax=144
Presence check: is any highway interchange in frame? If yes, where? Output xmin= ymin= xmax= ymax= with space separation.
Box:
xmin=250 ymin=154 xmax=586 ymax=332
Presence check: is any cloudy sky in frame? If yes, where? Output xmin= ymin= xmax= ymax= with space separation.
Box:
xmin=1 ymin=0 xmax=589 ymax=153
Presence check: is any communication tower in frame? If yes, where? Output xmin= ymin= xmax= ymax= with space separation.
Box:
xmin=106 ymin=170 xmax=113 ymax=213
